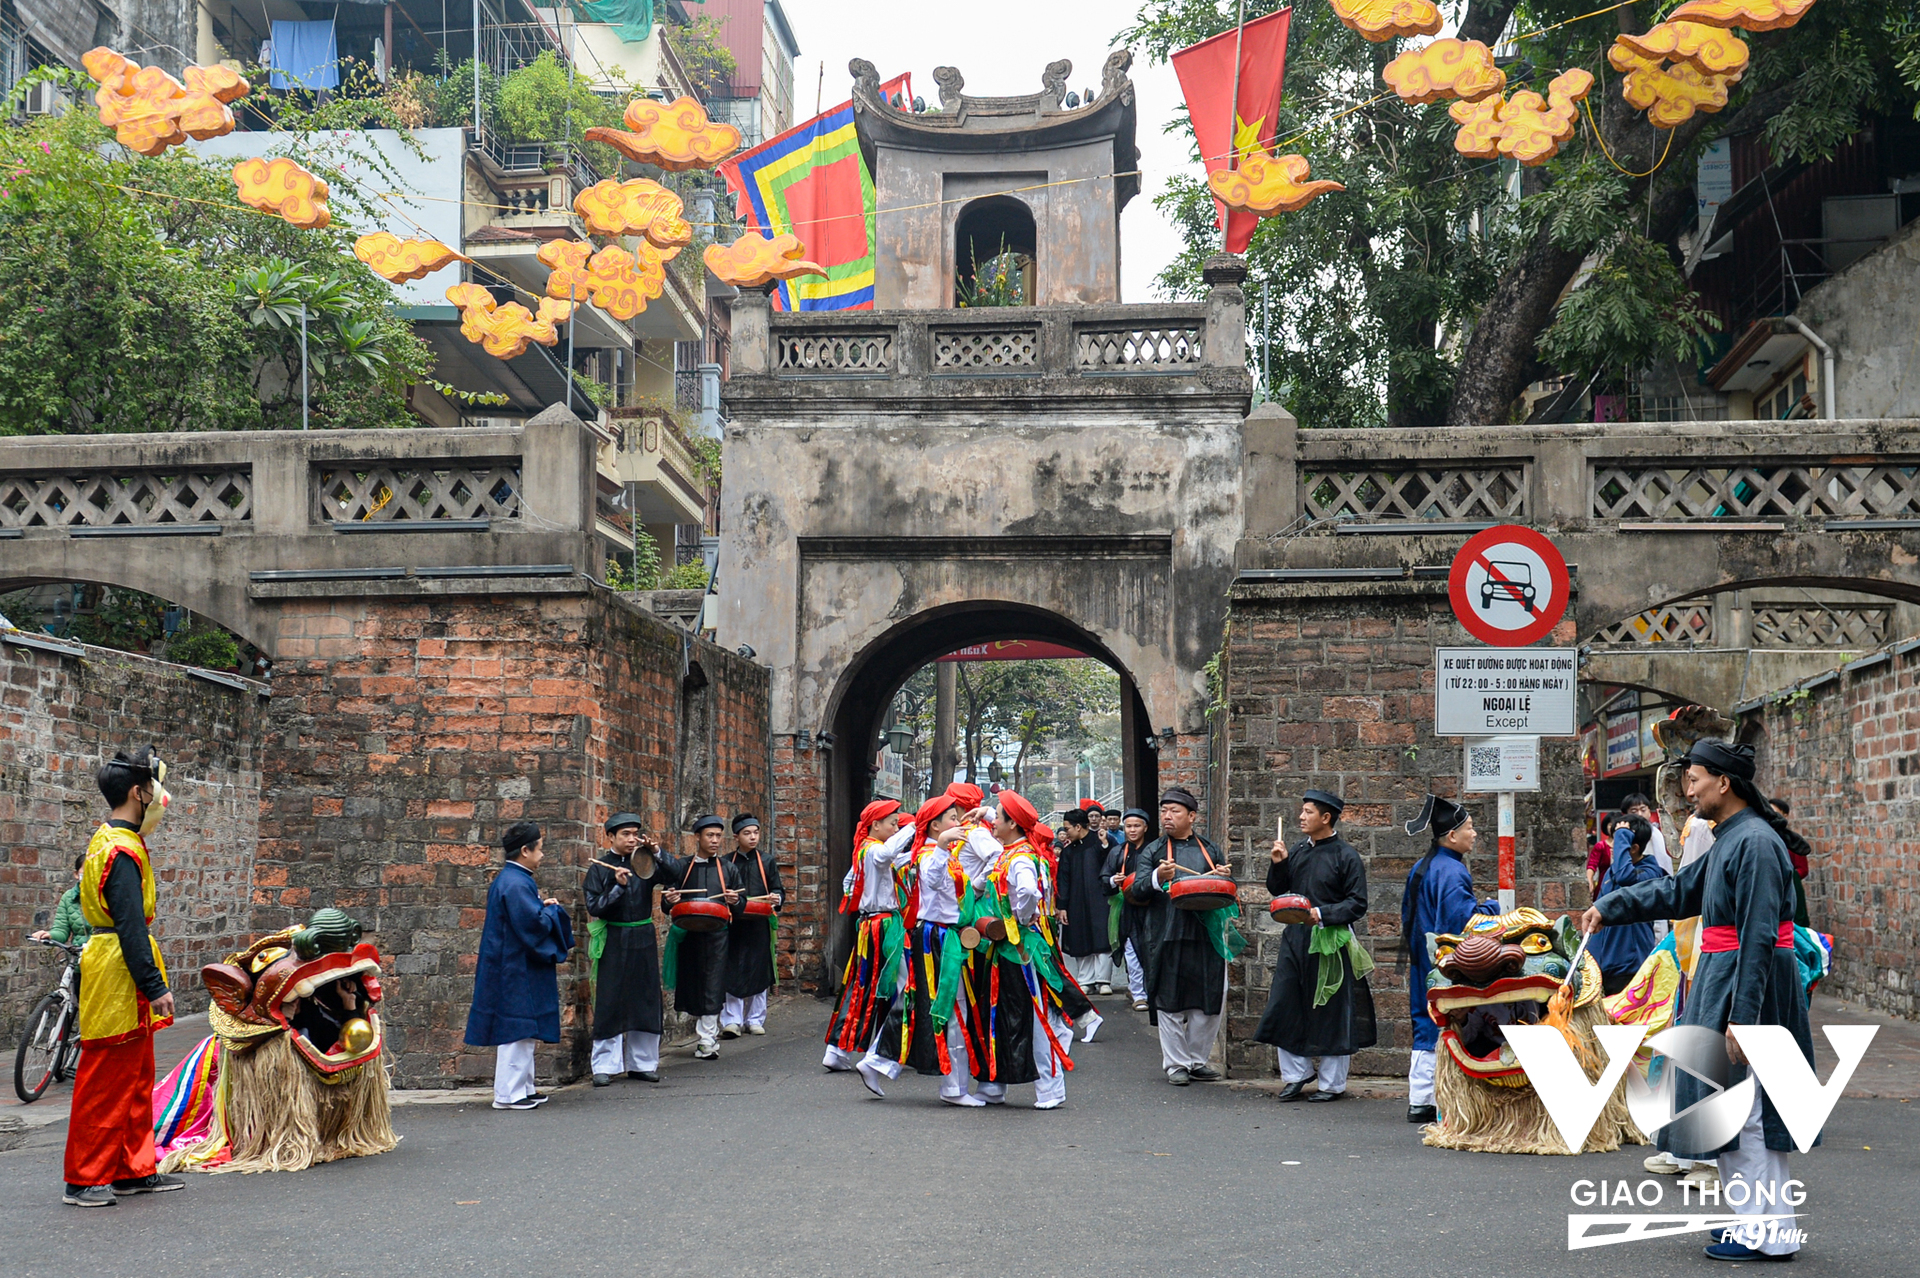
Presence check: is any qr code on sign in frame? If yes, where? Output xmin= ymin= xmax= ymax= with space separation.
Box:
xmin=1468 ymin=746 xmax=1503 ymax=785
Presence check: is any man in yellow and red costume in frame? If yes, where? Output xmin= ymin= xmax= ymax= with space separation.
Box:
xmin=63 ymin=747 xmax=182 ymax=1208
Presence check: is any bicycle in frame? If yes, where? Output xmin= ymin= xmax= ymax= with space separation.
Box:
xmin=15 ymin=937 xmax=82 ymax=1103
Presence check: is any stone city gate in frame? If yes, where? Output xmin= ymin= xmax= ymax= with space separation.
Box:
xmin=0 ymin=407 xmax=769 ymax=1086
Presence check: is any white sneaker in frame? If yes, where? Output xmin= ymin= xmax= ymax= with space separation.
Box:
xmin=1679 ymin=1166 xmax=1720 ymax=1190
xmin=1644 ymin=1151 xmax=1684 ymax=1175
xmin=693 ymin=1042 xmax=718 ymax=1060
xmin=941 ymin=1093 xmax=987 ymax=1107
xmin=856 ymin=1059 xmax=886 ymax=1097
xmin=1079 ymin=1011 xmax=1104 ymax=1043
xmin=1034 ymin=1098 xmax=1064 ymax=1110
xmin=1132 ymin=999 xmax=1148 ymax=1011
xmin=746 ymin=1024 xmax=766 ymax=1035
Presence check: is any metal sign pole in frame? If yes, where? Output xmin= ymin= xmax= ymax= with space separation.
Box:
xmin=1497 ymin=790 xmax=1516 ymax=913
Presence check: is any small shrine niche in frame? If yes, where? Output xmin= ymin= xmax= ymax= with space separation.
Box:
xmin=851 ymin=52 xmax=1140 ymax=309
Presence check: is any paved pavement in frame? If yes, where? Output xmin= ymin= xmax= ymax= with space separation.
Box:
xmin=2 ymin=992 xmax=1916 ymax=1278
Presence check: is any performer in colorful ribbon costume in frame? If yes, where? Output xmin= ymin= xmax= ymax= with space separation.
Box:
xmin=858 ymin=793 xmax=995 ymax=1103
xmin=961 ymin=791 xmax=1075 ymax=1109
xmin=823 ymin=799 xmax=916 ymax=1071
xmin=64 ymin=748 xmax=179 ymax=1207
xmin=155 ymin=908 xmax=395 ymax=1173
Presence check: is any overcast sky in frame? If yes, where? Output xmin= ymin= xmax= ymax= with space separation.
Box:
xmin=773 ymin=0 xmax=1191 ymax=301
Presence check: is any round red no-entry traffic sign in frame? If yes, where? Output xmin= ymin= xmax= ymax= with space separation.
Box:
xmin=1447 ymin=525 xmax=1569 ymax=647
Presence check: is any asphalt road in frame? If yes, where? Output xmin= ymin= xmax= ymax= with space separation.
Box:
xmin=2 ymin=995 xmax=1915 ymax=1278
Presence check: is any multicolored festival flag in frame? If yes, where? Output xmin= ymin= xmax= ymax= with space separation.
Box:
xmin=717 ymin=73 xmax=911 ymax=311
xmin=1171 ymin=9 xmax=1292 ymax=253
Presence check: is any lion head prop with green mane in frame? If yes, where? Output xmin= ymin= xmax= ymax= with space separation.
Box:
xmin=156 ymin=909 xmax=398 ymax=1173
xmin=1420 ymin=907 xmax=1679 ymax=1155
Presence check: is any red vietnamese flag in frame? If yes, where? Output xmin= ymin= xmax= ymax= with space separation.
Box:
xmin=1171 ymin=8 xmax=1292 ymax=253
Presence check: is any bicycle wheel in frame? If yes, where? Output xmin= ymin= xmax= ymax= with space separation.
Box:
xmin=14 ymin=993 xmax=66 ymax=1103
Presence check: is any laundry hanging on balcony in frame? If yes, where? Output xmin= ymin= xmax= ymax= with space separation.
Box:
xmin=268 ymin=19 xmax=340 ymax=91
xmin=574 ymin=0 xmax=656 ymax=43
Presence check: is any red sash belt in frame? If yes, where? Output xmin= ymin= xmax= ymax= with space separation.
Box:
xmin=1699 ymin=921 xmax=1794 ymax=953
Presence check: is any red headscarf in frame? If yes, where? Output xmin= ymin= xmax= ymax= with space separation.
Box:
xmin=844 ymin=799 xmax=903 ymax=915
xmin=914 ymin=794 xmax=962 ymax=849
xmin=946 ymin=782 xmax=984 ymax=811
xmin=997 ymin=790 xmax=1039 ymax=836
xmin=1079 ymin=798 xmax=1103 ymax=811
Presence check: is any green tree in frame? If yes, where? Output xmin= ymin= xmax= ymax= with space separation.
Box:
xmin=1123 ymin=0 xmax=1920 ymax=427
xmin=0 ymin=73 xmax=433 ymax=434
xmin=668 ymin=16 xmax=740 ymax=99
xmin=951 ymin=659 xmax=1122 ymax=791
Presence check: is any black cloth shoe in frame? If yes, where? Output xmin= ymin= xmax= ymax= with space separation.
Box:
xmin=111 ymin=1174 xmax=182 ymax=1195
xmin=628 ymin=1069 xmax=659 ymax=1082
xmin=592 ymin=1073 xmax=613 ymax=1087
xmin=1408 ymin=1104 xmax=1438 ymax=1124
xmin=1187 ymin=1064 xmax=1223 ymax=1082
xmin=63 ymin=1185 xmax=116 ymax=1208
xmin=1167 ymin=1067 xmax=1191 ymax=1086
xmin=1307 ymin=1088 xmax=1343 ymax=1103
xmin=1277 ymin=1080 xmax=1308 ymax=1102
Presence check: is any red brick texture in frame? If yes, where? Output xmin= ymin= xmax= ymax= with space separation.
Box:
xmin=771 ymin=737 xmax=829 ymax=985
xmin=1219 ymin=584 xmax=1587 ymax=1075
xmin=0 ymin=641 xmax=265 ymax=1044
xmin=252 ymin=587 xmax=767 ymax=1088
xmin=1741 ymin=645 xmax=1920 ymax=1021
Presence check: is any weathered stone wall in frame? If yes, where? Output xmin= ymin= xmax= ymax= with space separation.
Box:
xmin=0 ymin=639 xmax=264 ymax=1043
xmin=1798 ymin=216 xmax=1920 ymax=420
xmin=1740 ymin=641 xmax=1920 ymax=1020
xmin=1218 ymin=580 xmax=1588 ymax=1076
xmin=257 ymin=586 xmax=768 ymax=1089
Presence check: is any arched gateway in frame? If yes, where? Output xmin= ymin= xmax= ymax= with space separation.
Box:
xmin=715 ymin=52 xmax=1254 ymax=982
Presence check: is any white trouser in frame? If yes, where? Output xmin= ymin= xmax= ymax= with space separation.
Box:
xmin=1717 ymin=1088 xmax=1800 ymax=1255
xmin=1408 ymin=1048 xmax=1436 ymax=1106
xmin=493 ymin=1038 xmax=536 ymax=1106
xmin=974 ymin=1006 xmax=1066 ymax=1107
xmin=590 ymin=1031 xmax=660 ymax=1075
xmin=861 ymin=1011 xmax=977 ymax=1098
xmin=1277 ymin=1048 xmax=1351 ymax=1094
xmin=722 ymin=991 xmax=768 ymax=1029
xmin=1067 ymin=951 xmax=1113 ymax=989
xmin=695 ymin=1015 xmax=721 ymax=1048
xmin=1157 ymin=1007 xmax=1222 ymax=1071
xmin=1123 ymin=940 xmax=1146 ymax=1001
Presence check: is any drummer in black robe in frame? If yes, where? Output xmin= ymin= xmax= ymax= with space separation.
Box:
xmin=585 ymin=813 xmax=667 ymax=1087
xmin=721 ymin=812 xmax=783 ymax=1039
xmin=1255 ymin=788 xmax=1376 ymax=1102
xmin=1126 ymin=787 xmax=1237 ymax=1087
xmin=1104 ymin=809 xmax=1154 ymax=1009
xmin=659 ymin=815 xmax=744 ymax=1060
xmin=1055 ymin=807 xmax=1114 ymax=995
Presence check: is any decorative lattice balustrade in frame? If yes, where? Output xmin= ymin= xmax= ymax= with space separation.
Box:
xmin=1591 ymin=463 xmax=1920 ymax=520
xmin=774 ymin=330 xmax=895 ymax=376
xmin=933 ymin=326 xmax=1038 ymax=370
xmin=1752 ymin=604 xmax=1891 ymax=648
xmin=314 ymin=463 xmax=522 ymax=523
xmin=0 ymin=469 xmax=252 ymax=528
xmin=1299 ymin=466 xmax=1529 ymax=522
xmin=1073 ymin=325 xmax=1203 ymax=371
xmin=1591 ymin=603 xmax=1717 ymax=646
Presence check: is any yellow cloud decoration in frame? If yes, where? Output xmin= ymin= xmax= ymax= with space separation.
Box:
xmin=232 ymin=157 xmax=331 ymax=229
xmin=1327 ymin=0 xmax=1443 ymax=42
xmin=1447 ymin=69 xmax=1593 ymax=166
xmin=1667 ymin=0 xmax=1817 ymax=32
xmin=353 ymin=233 xmax=470 ymax=283
xmin=1614 ymin=21 xmax=1751 ymax=78
xmin=444 ymin=283 xmax=560 ymax=360
xmin=1608 ymin=46 xmax=1735 ymax=127
xmin=1208 ymin=149 xmax=1344 ymax=215
xmin=580 ymin=246 xmax=657 ymax=321
xmin=702 ymin=233 xmax=829 ymax=288
xmin=538 ymin=238 xmax=595 ymax=303
xmin=1383 ymin=39 xmax=1506 ymax=105
xmin=572 ymin=178 xmax=694 ymax=247
xmin=583 ymin=95 xmax=742 ymax=172
xmin=84 ymin=48 xmax=247 ymax=155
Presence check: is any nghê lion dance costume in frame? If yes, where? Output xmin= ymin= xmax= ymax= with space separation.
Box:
xmin=153 ymin=909 xmax=397 ymax=1172
xmin=1420 ymin=907 xmax=1681 ymax=1155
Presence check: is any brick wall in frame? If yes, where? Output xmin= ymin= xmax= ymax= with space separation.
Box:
xmin=0 ymin=639 xmax=265 ymax=1043
xmin=1219 ymin=581 xmax=1586 ymax=1075
xmin=258 ymin=586 xmax=767 ymax=1089
xmin=1740 ymin=642 xmax=1920 ymax=1020
xmin=771 ymin=737 xmax=829 ymax=986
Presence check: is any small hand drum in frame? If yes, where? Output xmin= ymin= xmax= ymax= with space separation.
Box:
xmin=1120 ymin=873 xmax=1136 ymax=894
xmin=975 ymin=916 xmax=1009 ymax=942
xmin=957 ymin=925 xmax=983 ymax=950
xmin=743 ymin=899 xmax=776 ymax=918
xmin=1170 ymin=875 xmax=1238 ymax=912
xmin=671 ymin=899 xmax=731 ymax=933
xmin=1268 ymin=893 xmax=1315 ymax=924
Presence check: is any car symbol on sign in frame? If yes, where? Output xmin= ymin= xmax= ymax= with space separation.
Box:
xmin=1479 ymin=560 xmax=1537 ymax=611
